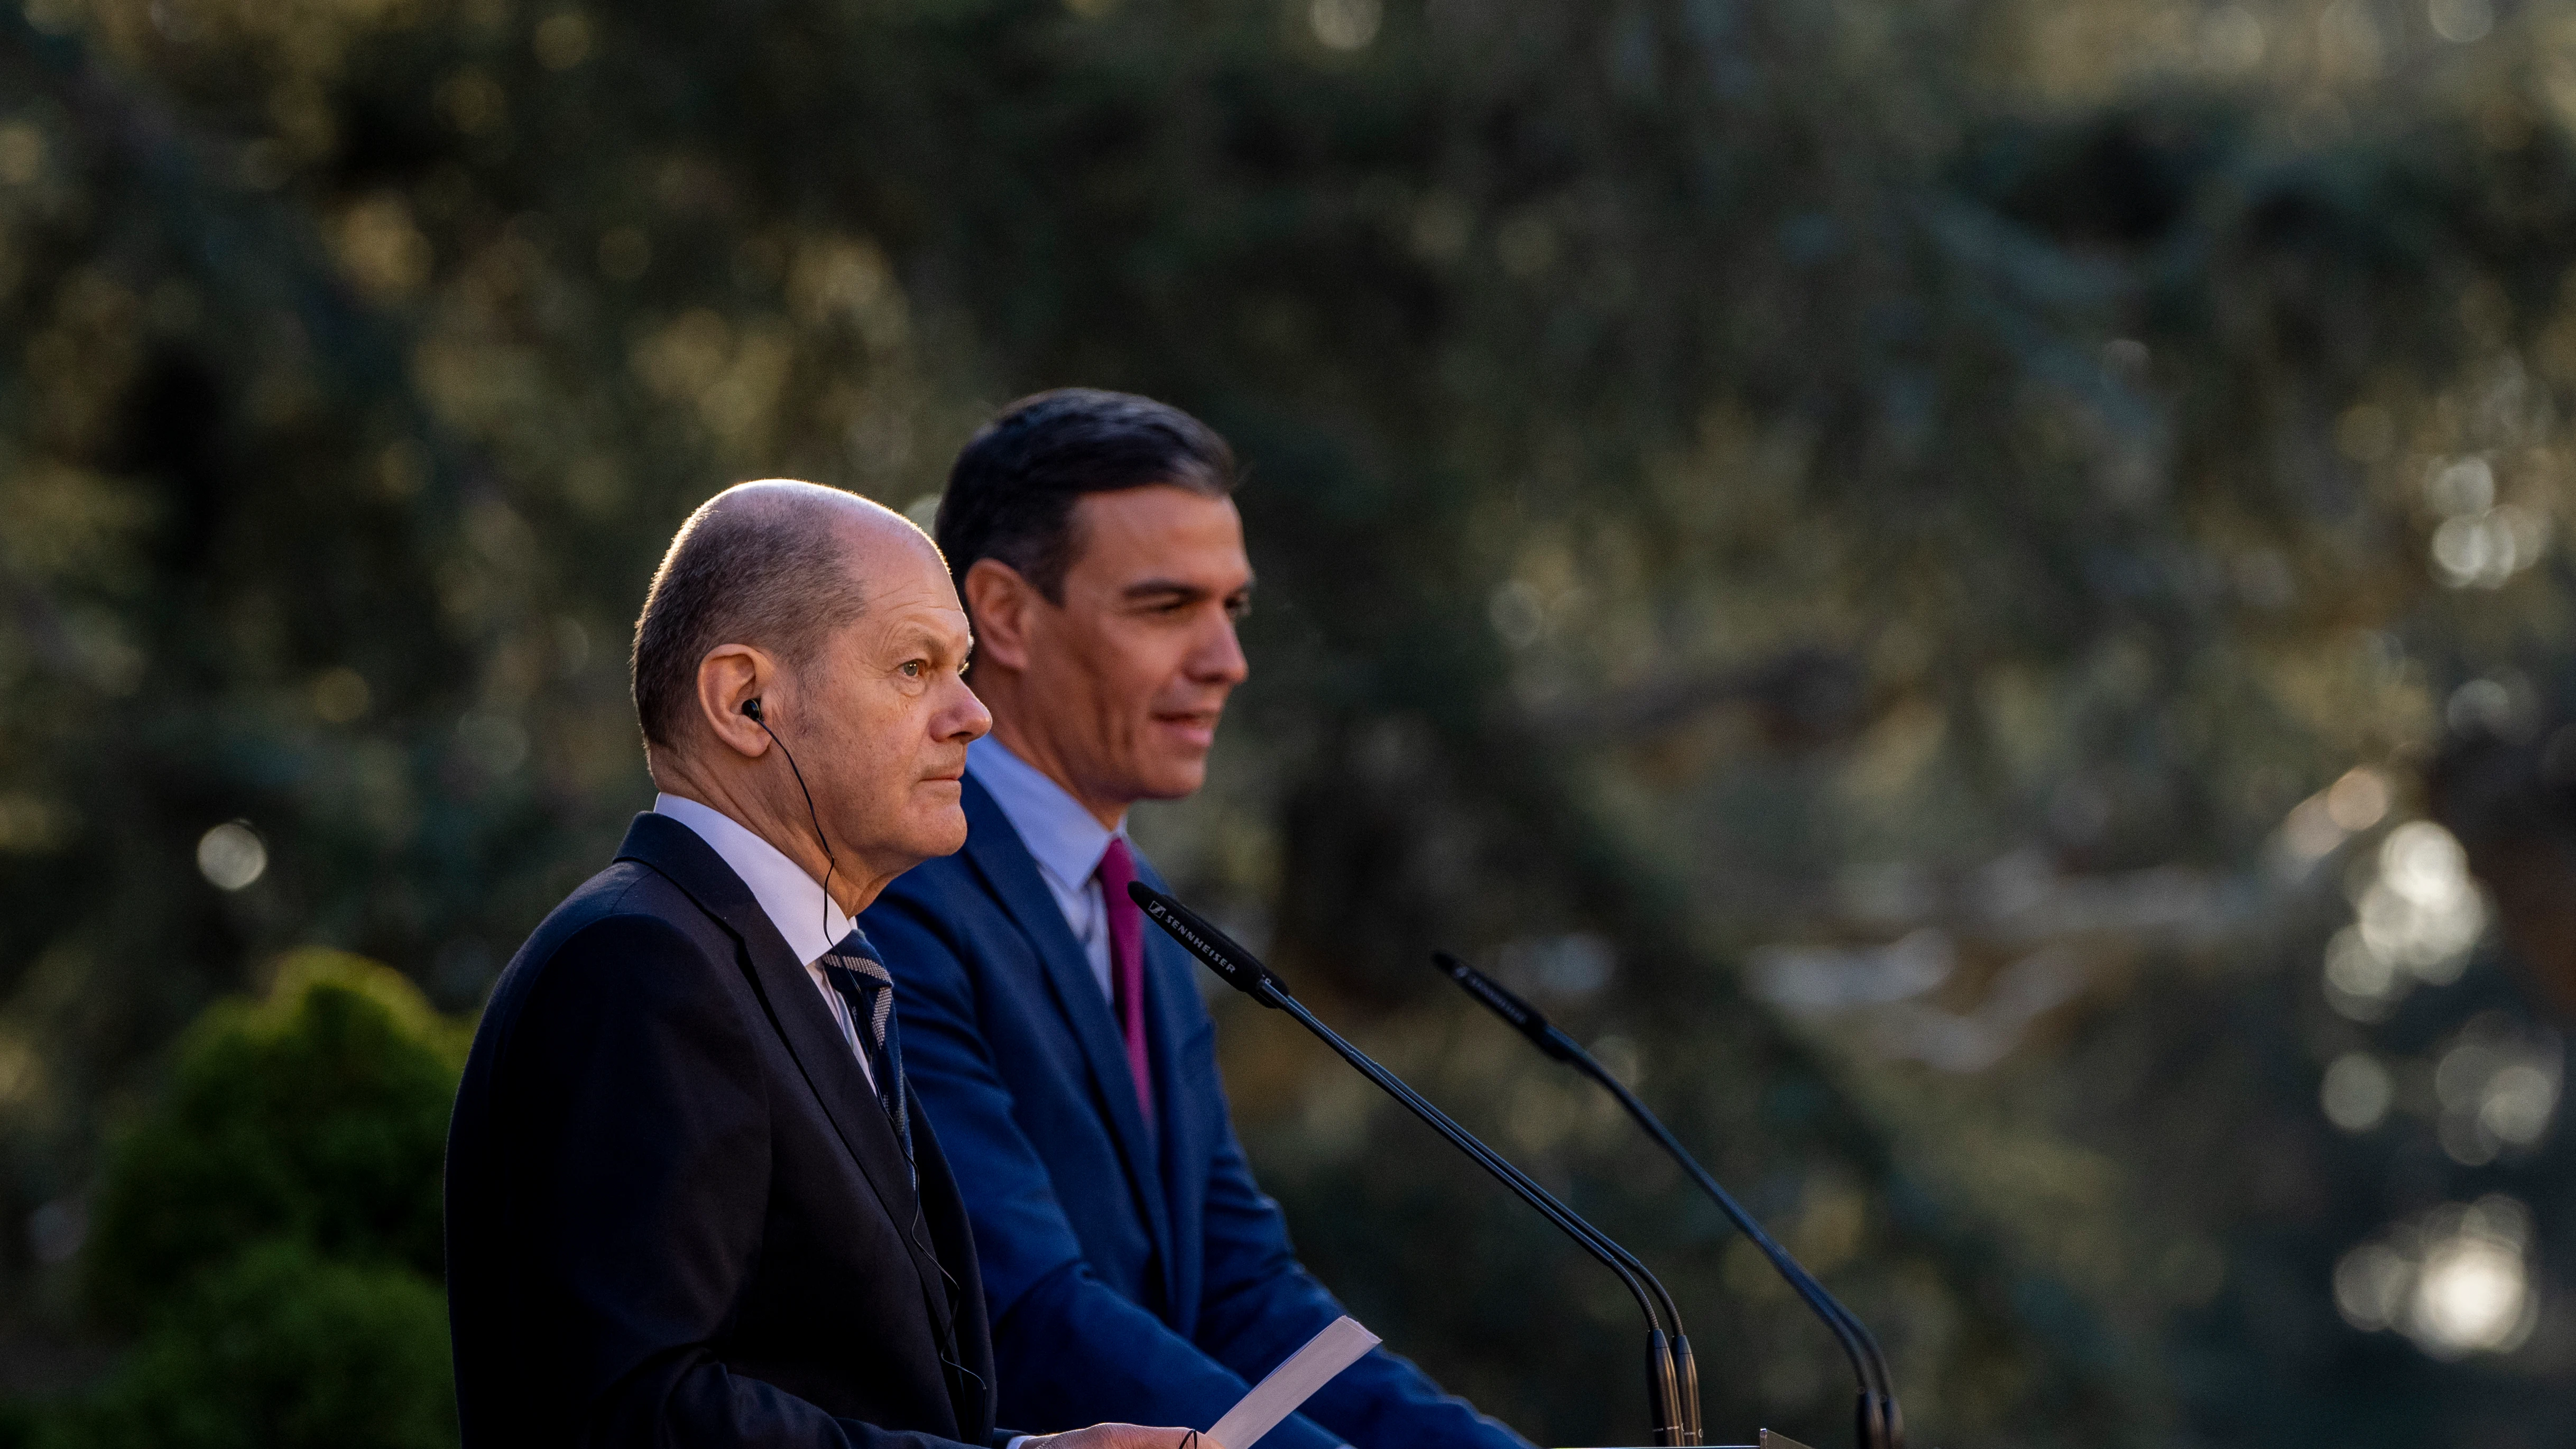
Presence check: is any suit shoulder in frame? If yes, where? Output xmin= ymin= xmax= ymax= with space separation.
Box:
xmin=519 ymin=860 xmax=705 ymax=952
xmin=879 ymin=850 xmax=980 ymax=907
xmin=484 ymin=865 xmax=730 ymax=1027
xmin=871 ymin=854 xmax=1003 ymax=949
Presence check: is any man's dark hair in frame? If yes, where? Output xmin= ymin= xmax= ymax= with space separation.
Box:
xmin=935 ymin=388 xmax=1236 ymax=605
xmin=631 ymin=483 xmax=871 ymax=753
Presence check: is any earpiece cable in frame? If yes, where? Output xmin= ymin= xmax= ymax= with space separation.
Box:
xmin=748 ymin=698 xmax=961 ymax=1392
xmin=743 ymin=698 xmax=838 ymax=944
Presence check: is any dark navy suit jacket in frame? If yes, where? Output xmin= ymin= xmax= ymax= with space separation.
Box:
xmin=446 ymin=813 xmax=1010 ymax=1449
xmin=861 ymin=778 xmax=1528 ymax=1449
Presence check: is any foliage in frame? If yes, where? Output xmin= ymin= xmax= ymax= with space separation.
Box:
xmin=29 ymin=955 xmax=461 ymax=1447
xmin=50 ymin=1240 xmax=454 ymax=1449
xmin=83 ymin=950 xmax=465 ymax=1327
xmin=3 ymin=0 xmax=2576 ymax=1445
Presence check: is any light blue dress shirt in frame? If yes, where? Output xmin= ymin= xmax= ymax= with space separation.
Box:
xmin=954 ymin=742 xmax=1360 ymax=1449
xmin=964 ymin=735 xmax=1129 ymax=1005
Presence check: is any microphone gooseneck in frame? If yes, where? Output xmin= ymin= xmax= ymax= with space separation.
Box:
xmin=1131 ymin=883 xmax=1697 ymax=1446
xmin=1434 ymin=951 xmax=1906 ymax=1449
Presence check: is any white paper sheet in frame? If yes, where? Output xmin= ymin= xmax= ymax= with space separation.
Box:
xmin=1204 ymin=1315 xmax=1381 ymax=1449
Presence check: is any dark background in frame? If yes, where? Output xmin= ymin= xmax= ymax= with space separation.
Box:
xmin=7 ymin=0 xmax=2576 ymax=1444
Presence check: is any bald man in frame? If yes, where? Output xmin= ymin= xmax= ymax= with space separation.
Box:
xmin=445 ymin=482 xmax=1207 ymax=1449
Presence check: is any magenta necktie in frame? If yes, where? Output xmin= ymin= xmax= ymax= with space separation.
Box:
xmin=1094 ymin=837 xmax=1155 ymax=1130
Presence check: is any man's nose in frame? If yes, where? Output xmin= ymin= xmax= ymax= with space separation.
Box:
xmin=943 ymin=674 xmax=994 ymax=741
xmin=1189 ymin=612 xmax=1250 ymax=685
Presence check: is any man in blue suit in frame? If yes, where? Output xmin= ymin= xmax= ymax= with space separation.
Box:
xmin=862 ymin=391 xmax=1531 ymax=1449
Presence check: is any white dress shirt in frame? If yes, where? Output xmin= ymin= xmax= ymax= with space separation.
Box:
xmin=965 ymin=735 xmax=1127 ymax=1006
xmin=661 ymin=793 xmax=1063 ymax=1449
xmin=654 ymin=792 xmax=873 ymax=1091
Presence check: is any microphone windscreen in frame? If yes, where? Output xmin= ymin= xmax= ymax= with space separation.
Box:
xmin=1129 ymin=881 xmax=1289 ymax=1004
xmin=1435 ymin=952 xmax=1577 ymax=1061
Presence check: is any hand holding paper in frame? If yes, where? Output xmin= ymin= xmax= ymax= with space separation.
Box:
xmin=1205 ymin=1316 xmax=1382 ymax=1449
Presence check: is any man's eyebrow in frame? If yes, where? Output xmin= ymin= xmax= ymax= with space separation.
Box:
xmin=1121 ymin=576 xmax=1257 ymax=601
xmin=1121 ymin=578 xmax=1213 ymax=601
xmin=884 ymin=621 xmax=971 ymax=657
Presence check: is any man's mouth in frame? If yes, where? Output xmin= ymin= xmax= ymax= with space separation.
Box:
xmin=1155 ymin=710 xmax=1224 ymax=745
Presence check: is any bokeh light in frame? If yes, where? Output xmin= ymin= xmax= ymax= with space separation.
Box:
xmin=2321 ymin=1051 xmax=2394 ymax=1133
xmin=1310 ymin=0 xmax=1382 ymax=51
xmin=2325 ymin=820 xmax=2487 ymax=1020
xmin=194 ymin=823 xmax=267 ymax=892
xmin=2335 ymin=1196 xmax=2538 ymax=1358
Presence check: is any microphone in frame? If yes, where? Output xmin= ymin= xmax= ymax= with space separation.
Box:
xmin=1434 ymin=952 xmax=1905 ymax=1449
xmin=1130 ymin=882 xmax=1702 ymax=1446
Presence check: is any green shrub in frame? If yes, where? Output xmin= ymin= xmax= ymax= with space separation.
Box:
xmin=53 ymin=1240 xmax=455 ymax=1449
xmin=83 ymin=950 xmax=467 ymax=1328
xmin=43 ymin=951 xmax=468 ymax=1449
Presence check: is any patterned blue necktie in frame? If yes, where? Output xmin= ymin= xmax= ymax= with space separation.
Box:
xmin=818 ymin=928 xmax=915 ymax=1189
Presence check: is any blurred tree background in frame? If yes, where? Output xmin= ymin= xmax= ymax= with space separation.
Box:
xmin=5 ymin=0 xmax=2576 ymax=1444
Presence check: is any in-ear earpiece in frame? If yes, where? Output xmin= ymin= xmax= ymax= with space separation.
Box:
xmin=742 ymin=697 xmax=764 ymax=721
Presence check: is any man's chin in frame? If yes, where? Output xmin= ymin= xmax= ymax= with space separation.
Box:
xmin=905 ymin=807 xmax=971 ymax=860
xmin=1131 ymin=758 xmax=1211 ymax=802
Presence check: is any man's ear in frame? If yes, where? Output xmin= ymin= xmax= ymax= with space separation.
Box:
xmin=695 ymin=644 xmax=777 ymax=760
xmin=963 ymin=558 xmax=1040 ymax=674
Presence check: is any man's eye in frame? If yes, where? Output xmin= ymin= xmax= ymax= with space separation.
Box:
xmin=901 ymin=660 xmax=924 ymax=678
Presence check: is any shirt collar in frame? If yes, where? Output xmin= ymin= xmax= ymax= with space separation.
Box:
xmin=966 ymin=735 xmax=1126 ymax=893
xmin=652 ymin=792 xmax=853 ymax=966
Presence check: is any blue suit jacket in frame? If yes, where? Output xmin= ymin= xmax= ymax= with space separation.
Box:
xmin=862 ymin=778 xmax=1528 ymax=1449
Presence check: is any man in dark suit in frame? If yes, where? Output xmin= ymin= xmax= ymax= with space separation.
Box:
xmin=862 ymin=394 xmax=1532 ymax=1449
xmin=446 ymin=479 xmax=1206 ymax=1449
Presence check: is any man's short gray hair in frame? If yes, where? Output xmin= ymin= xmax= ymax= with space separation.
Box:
xmin=630 ymin=482 xmax=871 ymax=753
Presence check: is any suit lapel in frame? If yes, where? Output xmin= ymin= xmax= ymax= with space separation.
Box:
xmin=614 ymin=813 xmax=956 ymax=1342
xmin=957 ymin=779 xmax=1179 ymax=1288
